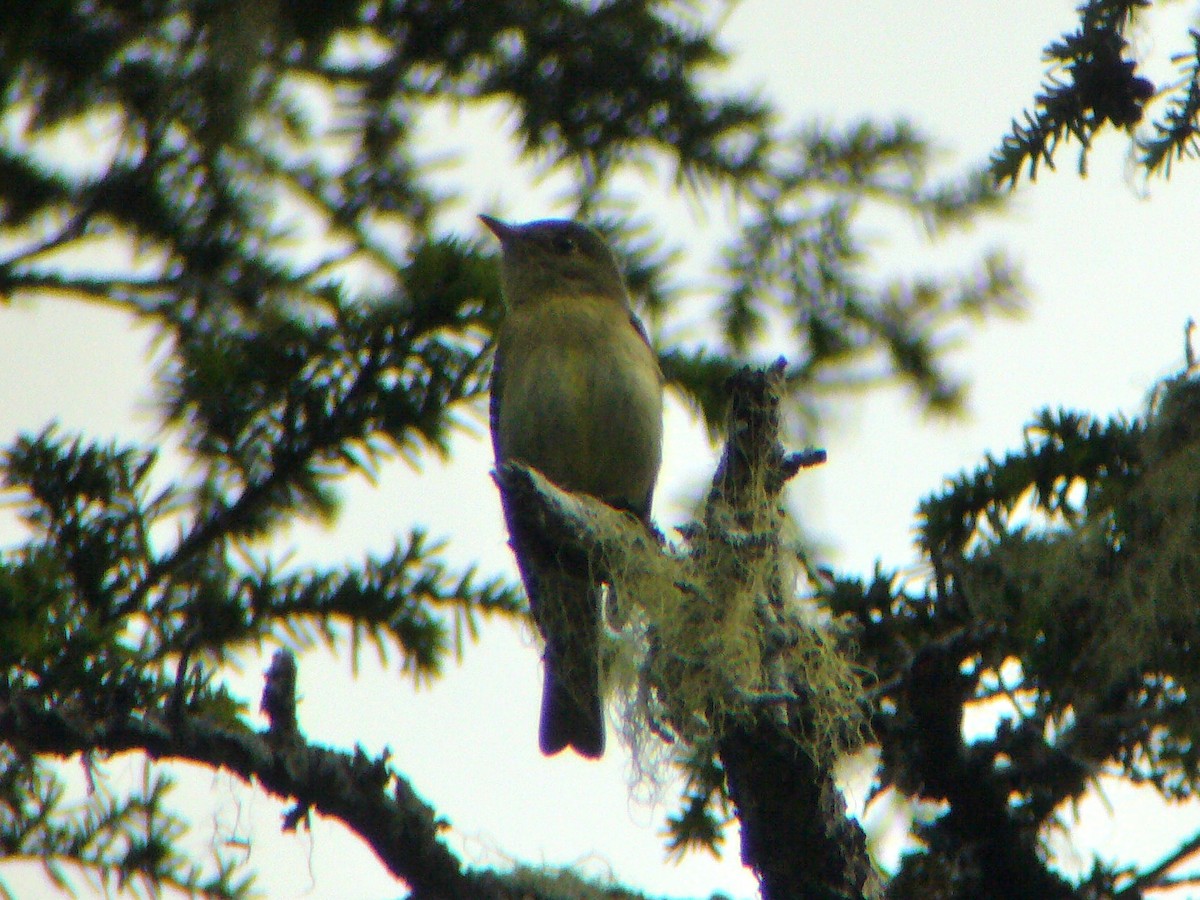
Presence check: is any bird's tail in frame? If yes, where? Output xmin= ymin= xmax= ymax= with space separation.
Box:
xmin=535 ymin=569 xmax=604 ymax=759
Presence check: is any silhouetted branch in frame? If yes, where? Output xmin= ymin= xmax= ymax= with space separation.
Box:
xmin=0 ymin=665 xmax=515 ymax=900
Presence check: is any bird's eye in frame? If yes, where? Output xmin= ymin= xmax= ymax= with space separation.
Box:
xmin=550 ymin=233 xmax=577 ymax=255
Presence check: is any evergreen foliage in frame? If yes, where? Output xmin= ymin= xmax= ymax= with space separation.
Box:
xmin=994 ymin=0 xmax=1200 ymax=184
xmin=1 ymin=1 xmax=1196 ymax=899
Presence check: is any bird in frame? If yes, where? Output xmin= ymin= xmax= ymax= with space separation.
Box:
xmin=482 ymin=215 xmax=664 ymax=759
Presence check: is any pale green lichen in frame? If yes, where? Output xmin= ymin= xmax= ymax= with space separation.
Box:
xmin=572 ymin=462 xmax=871 ymax=782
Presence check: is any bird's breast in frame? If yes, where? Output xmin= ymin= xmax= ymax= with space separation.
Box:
xmin=494 ymin=296 xmax=663 ymax=515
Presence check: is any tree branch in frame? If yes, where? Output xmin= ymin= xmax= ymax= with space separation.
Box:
xmin=706 ymin=362 xmax=878 ymax=900
xmin=1123 ymin=826 xmax=1200 ymax=896
xmin=0 ymin=662 xmax=513 ymax=900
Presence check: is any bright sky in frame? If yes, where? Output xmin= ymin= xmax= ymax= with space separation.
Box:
xmin=4 ymin=2 xmax=1200 ymax=898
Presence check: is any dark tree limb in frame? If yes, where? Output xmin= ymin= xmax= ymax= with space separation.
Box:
xmin=708 ymin=363 xmax=877 ymax=900
xmin=0 ymin=661 xmax=513 ymax=900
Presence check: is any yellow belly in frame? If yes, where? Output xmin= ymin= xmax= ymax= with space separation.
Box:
xmin=495 ymin=296 xmax=663 ymax=515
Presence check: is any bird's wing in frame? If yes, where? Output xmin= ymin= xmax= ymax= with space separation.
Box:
xmin=488 ymin=338 xmax=504 ymax=463
xmin=629 ymin=311 xmax=653 ymax=351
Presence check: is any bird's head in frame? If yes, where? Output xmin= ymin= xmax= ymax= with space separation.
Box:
xmin=480 ymin=216 xmax=629 ymax=309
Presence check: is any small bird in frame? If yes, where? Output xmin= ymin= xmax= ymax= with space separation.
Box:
xmin=483 ymin=215 xmax=664 ymax=759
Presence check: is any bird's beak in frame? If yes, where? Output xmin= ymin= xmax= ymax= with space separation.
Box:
xmin=479 ymin=214 xmax=517 ymax=245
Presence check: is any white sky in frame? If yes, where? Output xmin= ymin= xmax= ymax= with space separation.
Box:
xmin=4 ymin=1 xmax=1200 ymax=897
